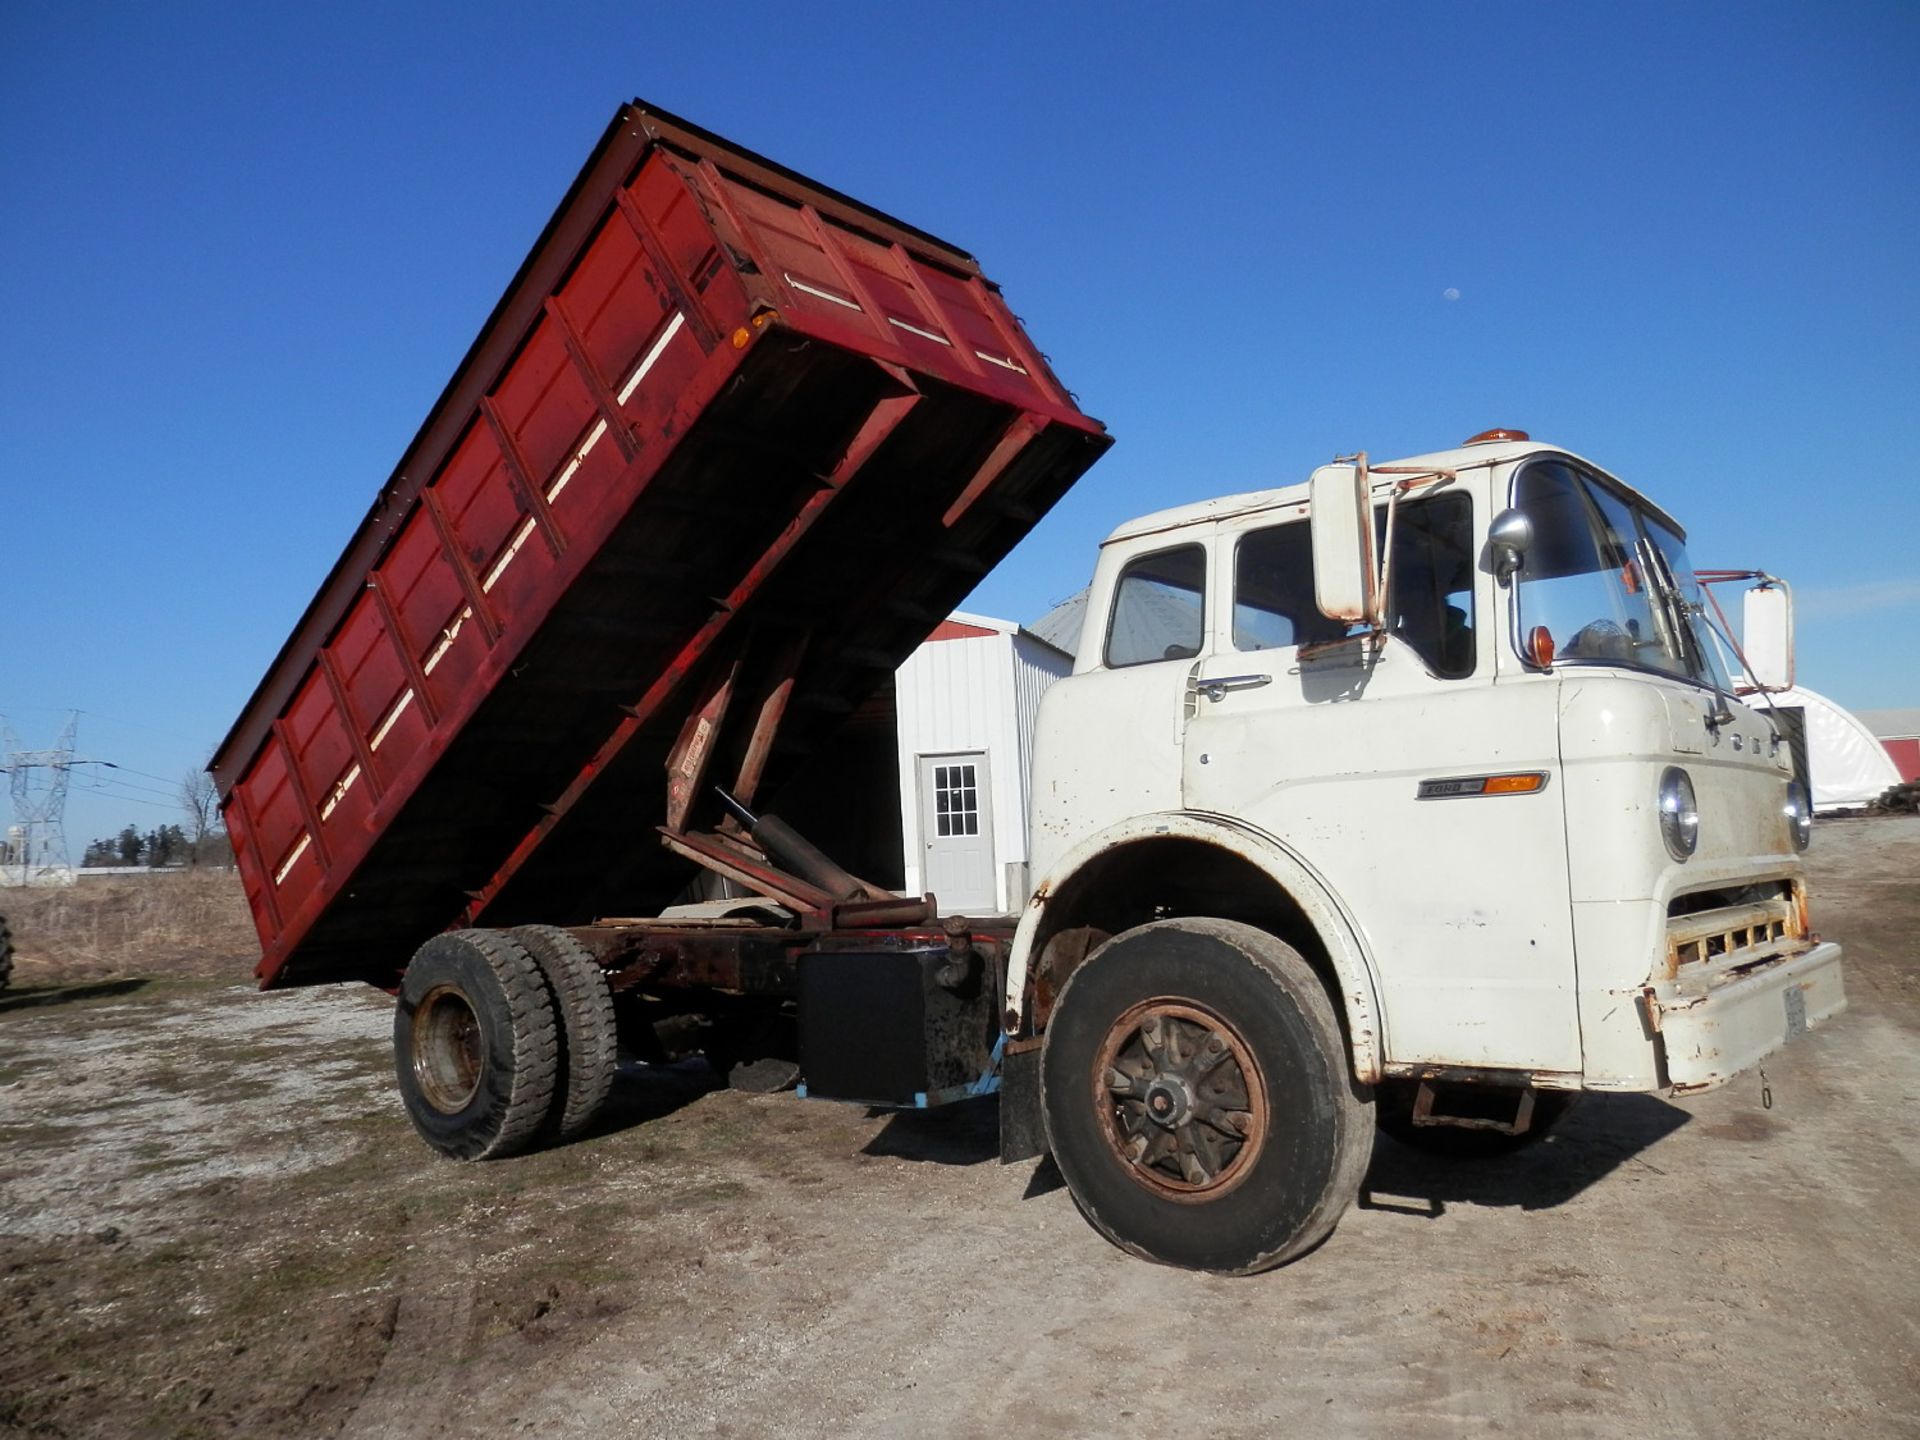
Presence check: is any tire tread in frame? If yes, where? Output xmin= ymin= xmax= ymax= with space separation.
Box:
xmin=512 ymin=925 xmax=619 ymax=1142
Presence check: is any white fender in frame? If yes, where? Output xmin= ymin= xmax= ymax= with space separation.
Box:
xmin=1006 ymin=811 xmax=1386 ymax=1083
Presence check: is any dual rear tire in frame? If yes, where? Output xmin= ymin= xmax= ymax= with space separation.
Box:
xmin=393 ymin=926 xmax=617 ymax=1160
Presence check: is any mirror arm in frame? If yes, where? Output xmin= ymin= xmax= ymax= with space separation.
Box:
xmin=1374 ymin=480 xmax=1405 ymax=632
xmin=1699 ymin=569 xmax=1794 ymax=695
xmin=1362 ymin=470 xmax=1450 ymax=633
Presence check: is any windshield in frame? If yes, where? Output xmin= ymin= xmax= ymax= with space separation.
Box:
xmin=1511 ymin=460 xmax=1731 ymax=690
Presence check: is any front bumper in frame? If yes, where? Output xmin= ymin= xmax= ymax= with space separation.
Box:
xmin=1647 ymin=940 xmax=1845 ymax=1093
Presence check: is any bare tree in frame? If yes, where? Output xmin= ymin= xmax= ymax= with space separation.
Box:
xmin=181 ymin=765 xmax=221 ymax=868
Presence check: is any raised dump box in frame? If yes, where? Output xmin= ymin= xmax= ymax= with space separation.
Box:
xmin=213 ymin=101 xmax=1110 ymax=990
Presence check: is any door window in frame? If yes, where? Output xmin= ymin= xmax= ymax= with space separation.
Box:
xmin=1105 ymin=544 xmax=1207 ymax=668
xmin=1232 ymin=493 xmax=1476 ymax=677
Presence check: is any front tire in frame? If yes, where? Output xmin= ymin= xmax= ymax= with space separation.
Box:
xmin=1041 ymin=919 xmax=1372 ymax=1274
xmin=394 ymin=930 xmax=558 ymax=1160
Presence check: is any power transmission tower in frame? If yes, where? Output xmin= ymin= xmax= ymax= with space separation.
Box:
xmin=2 ymin=711 xmax=100 ymax=886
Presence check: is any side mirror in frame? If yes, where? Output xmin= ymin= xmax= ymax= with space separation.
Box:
xmin=1309 ymin=461 xmax=1381 ymax=624
xmin=1488 ymin=507 xmax=1533 ymax=582
xmin=1743 ymin=581 xmax=1794 ymax=691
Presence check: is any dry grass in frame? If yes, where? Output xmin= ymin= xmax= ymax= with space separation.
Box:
xmin=0 ymin=870 xmax=259 ymax=985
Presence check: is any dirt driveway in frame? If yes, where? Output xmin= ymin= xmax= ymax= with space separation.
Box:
xmin=3 ymin=819 xmax=1916 ymax=1439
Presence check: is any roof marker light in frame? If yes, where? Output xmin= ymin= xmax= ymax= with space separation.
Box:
xmin=1464 ymin=428 xmax=1530 ymax=445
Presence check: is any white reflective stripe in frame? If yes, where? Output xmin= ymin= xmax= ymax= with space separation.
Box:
xmin=273 ymin=832 xmax=312 ymax=885
xmin=421 ymin=608 xmax=473 ymax=676
xmin=617 ymin=312 xmax=686 ymax=404
xmin=975 ymin=350 xmax=1029 ymax=374
xmin=319 ymin=763 xmax=362 ymax=821
xmin=784 ymin=274 xmax=862 ymax=311
xmin=888 ymin=316 xmax=951 ymax=346
xmin=481 ymin=517 xmax=538 ymax=593
xmin=546 ymin=418 xmax=608 ymax=503
xmin=369 ymin=688 xmax=415 ymax=751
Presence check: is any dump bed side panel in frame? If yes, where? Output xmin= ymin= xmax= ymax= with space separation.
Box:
xmin=213 ymin=102 xmax=1109 ymax=988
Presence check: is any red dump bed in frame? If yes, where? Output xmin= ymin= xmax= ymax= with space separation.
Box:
xmin=212 ymin=101 xmax=1110 ymax=989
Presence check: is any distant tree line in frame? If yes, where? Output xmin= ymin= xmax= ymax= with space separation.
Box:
xmin=79 ymin=763 xmax=234 ymax=870
xmin=81 ymin=824 xmax=233 ymax=869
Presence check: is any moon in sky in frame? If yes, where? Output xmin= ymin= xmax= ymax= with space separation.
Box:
xmin=1443 ymin=287 xmax=1461 ymax=301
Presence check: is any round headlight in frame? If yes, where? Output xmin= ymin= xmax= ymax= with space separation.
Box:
xmin=1659 ymin=767 xmax=1699 ymax=861
xmin=1783 ymin=778 xmax=1813 ymax=852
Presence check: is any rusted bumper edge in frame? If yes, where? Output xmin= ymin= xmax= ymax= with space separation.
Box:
xmin=1649 ymin=941 xmax=1845 ymax=1094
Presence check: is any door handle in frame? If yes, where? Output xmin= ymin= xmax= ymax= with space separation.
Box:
xmin=1192 ymin=673 xmax=1272 ymax=702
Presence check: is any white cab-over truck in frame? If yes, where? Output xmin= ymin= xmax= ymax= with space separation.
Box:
xmin=218 ymin=104 xmax=1843 ymax=1278
xmin=1003 ymin=429 xmax=1844 ymax=1271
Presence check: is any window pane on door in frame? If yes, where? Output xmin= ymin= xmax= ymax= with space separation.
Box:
xmin=932 ymin=762 xmax=980 ymax=837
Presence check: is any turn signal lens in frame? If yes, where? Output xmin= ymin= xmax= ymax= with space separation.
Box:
xmin=1528 ymin=625 xmax=1556 ymax=667
xmin=1483 ymin=773 xmax=1546 ymax=795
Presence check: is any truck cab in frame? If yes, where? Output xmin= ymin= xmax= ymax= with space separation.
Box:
xmin=1005 ymin=432 xmax=1844 ymax=1271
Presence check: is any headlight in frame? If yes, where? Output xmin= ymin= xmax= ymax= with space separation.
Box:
xmin=1783 ymin=778 xmax=1813 ymax=851
xmin=1659 ymin=767 xmax=1699 ymax=861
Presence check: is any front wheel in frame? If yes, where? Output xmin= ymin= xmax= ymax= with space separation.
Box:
xmin=1040 ymin=919 xmax=1372 ymax=1274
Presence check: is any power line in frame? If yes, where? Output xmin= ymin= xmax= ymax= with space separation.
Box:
xmin=101 ymin=762 xmax=190 ymax=788
xmin=76 ymin=772 xmax=179 ymax=802
xmin=81 ymin=790 xmax=180 ymax=814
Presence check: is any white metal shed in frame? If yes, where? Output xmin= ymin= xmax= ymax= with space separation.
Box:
xmin=894 ymin=612 xmax=1072 ymax=915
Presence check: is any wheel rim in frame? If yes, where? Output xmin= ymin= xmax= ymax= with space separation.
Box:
xmin=1093 ymin=998 xmax=1267 ymax=1201
xmin=412 ymin=984 xmax=486 ymax=1114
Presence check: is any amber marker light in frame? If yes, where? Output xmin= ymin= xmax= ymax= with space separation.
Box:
xmin=1483 ymin=773 xmax=1547 ymax=795
xmin=1528 ymin=626 xmax=1556 ymax=667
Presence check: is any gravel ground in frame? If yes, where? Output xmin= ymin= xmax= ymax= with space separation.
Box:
xmin=2 ymin=817 xmax=1915 ymax=1439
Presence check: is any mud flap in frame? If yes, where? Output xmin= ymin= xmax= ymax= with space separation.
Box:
xmin=998 ymin=1044 xmax=1045 ymax=1163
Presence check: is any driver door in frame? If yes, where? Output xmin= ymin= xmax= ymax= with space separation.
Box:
xmin=1180 ymin=493 xmax=1581 ymax=1073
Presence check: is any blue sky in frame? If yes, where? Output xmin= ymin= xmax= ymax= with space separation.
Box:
xmin=3 ymin=1 xmax=1916 ymax=850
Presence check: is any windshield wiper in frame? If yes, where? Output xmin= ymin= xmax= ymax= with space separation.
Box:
xmin=1639 ymin=531 xmax=1733 ymax=726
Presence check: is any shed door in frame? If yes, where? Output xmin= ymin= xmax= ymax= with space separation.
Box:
xmin=918 ymin=753 xmax=996 ymax=914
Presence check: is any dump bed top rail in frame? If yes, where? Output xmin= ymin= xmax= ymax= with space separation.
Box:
xmin=213 ymin=99 xmax=1109 ymax=988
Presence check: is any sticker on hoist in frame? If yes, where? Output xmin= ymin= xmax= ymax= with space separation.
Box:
xmin=679 ymin=718 xmax=712 ymax=779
